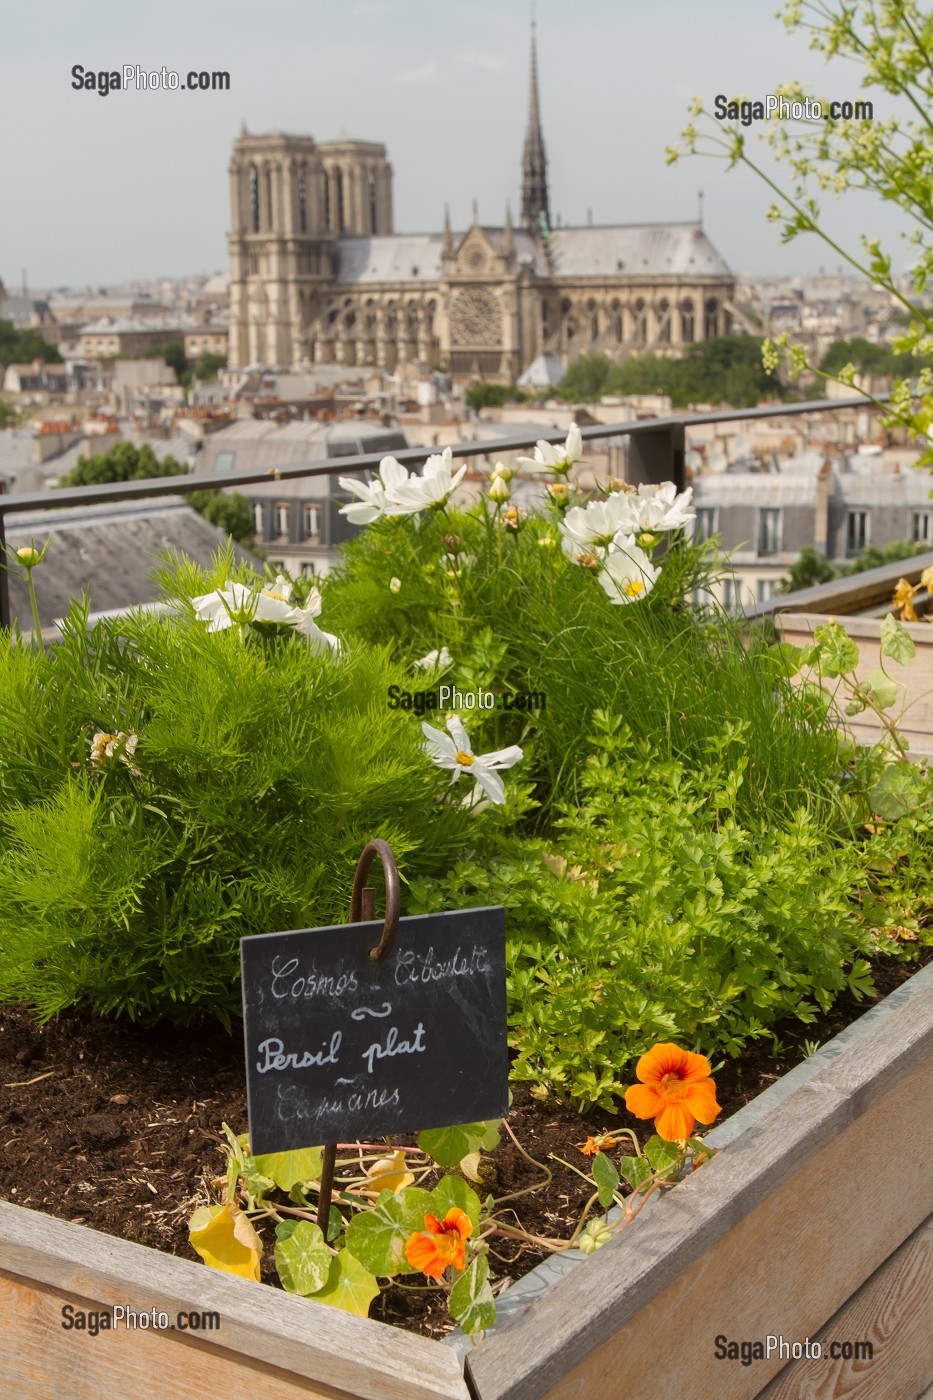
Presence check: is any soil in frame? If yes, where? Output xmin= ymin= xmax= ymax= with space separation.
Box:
xmin=1 ymin=947 xmax=930 ymax=1340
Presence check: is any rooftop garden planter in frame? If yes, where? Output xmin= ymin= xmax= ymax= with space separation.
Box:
xmin=3 ymin=959 xmax=932 ymax=1400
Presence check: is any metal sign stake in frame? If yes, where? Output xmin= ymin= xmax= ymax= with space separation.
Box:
xmin=316 ymin=839 xmax=400 ymax=1234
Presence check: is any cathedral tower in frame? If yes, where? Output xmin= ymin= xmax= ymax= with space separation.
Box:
xmin=520 ymin=22 xmax=550 ymax=231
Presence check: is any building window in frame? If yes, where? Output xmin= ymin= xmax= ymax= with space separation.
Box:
xmin=758 ymin=508 xmax=782 ymax=556
xmin=680 ymin=299 xmax=695 ymax=343
xmin=253 ymin=502 xmax=265 ymax=537
xmin=275 ymin=502 xmax=290 ymax=539
xmin=368 ymin=170 xmax=378 ymax=232
xmin=704 ymin=298 xmax=719 ymax=339
xmin=335 ymin=168 xmax=345 ymax=233
xmin=302 ymin=561 xmax=317 ymax=579
xmin=722 ymin=577 xmax=740 ymax=614
xmin=694 ymin=506 xmax=717 ymax=542
xmin=656 ymin=298 xmax=671 ymax=345
xmin=265 ymin=166 xmax=273 ymax=230
xmin=298 ymin=167 xmax=307 ymax=233
xmin=303 ymin=502 xmax=321 ymax=542
xmin=846 ymin=509 xmax=868 ymax=556
xmin=214 ymin=451 xmax=235 ymax=474
xmin=912 ymin=510 xmax=932 ymax=544
xmin=249 ymin=165 xmax=260 ymax=232
xmin=757 ymin=578 xmax=778 ymax=604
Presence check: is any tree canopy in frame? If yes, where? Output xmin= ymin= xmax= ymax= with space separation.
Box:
xmin=56 ymin=441 xmax=255 ymax=546
xmin=0 ymin=319 xmax=63 ymax=369
xmin=557 ymin=337 xmax=786 ymax=409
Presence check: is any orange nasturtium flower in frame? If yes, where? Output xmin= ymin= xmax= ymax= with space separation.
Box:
xmin=578 ymin=1133 xmax=620 ymax=1157
xmin=624 ymin=1043 xmax=721 ymax=1141
xmin=405 ymin=1208 xmax=472 ymax=1279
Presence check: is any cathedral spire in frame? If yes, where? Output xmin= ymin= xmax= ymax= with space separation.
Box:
xmin=521 ymin=15 xmax=550 ymax=232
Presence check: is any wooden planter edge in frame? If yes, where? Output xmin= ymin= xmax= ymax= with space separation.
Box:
xmin=464 ymin=959 xmax=933 ymax=1400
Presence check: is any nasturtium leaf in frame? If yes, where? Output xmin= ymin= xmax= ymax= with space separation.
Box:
xmin=644 ymin=1136 xmax=683 ymax=1176
xmin=865 ymin=669 xmax=899 ymax=711
xmin=429 ymin=1175 xmax=482 ymax=1232
xmin=880 ymin=613 xmax=917 ymax=665
xmin=189 ymin=1203 xmax=262 ymax=1281
xmin=459 ymin=1151 xmax=483 ymax=1182
xmin=479 ymin=1119 xmax=502 ymax=1151
xmin=345 ymin=1187 xmax=433 ymax=1276
xmin=617 ymin=1155 xmax=653 ymax=1191
xmin=766 ymin=641 xmax=804 ymax=677
xmin=869 ymin=763 xmax=925 ymax=821
xmin=449 ymin=1255 xmax=496 ymax=1335
xmin=812 ymin=622 xmax=859 ymax=676
xmin=275 ymin=1220 xmax=332 ymax=1296
xmin=275 ymin=1218 xmax=299 ymax=1243
xmin=253 ymin=1145 xmax=323 ymax=1192
xmin=591 ymin=1151 xmax=620 ymax=1210
xmin=418 ymin=1123 xmax=489 ymax=1168
xmin=312 ymin=1249 xmax=381 ymax=1317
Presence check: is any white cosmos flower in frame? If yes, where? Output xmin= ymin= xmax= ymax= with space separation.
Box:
xmin=289 ymin=587 xmax=342 ymax=653
xmin=560 ymin=494 xmax=640 ymax=557
xmin=516 ymin=422 xmax=583 ymax=477
xmin=192 ymin=579 xmax=341 ymax=650
xmin=629 ymin=482 xmax=695 ymax=532
xmin=414 ymin=646 xmax=453 ymax=670
xmin=338 ymin=456 xmax=413 ymax=524
xmin=598 ymin=541 xmax=659 ymax=605
xmin=388 ymin=447 xmax=467 ymax=515
xmin=421 ymin=715 xmax=523 ymax=806
xmin=192 ymin=580 xmax=289 ymax=631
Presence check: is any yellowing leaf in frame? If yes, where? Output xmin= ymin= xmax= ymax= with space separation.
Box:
xmin=189 ymin=1203 xmax=262 ymax=1281
xmin=252 ymin=1145 xmax=323 ymax=1192
xmin=362 ymin=1150 xmax=414 ymax=1197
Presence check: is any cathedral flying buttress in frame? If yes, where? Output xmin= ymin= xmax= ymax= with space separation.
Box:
xmin=227 ymin=33 xmax=735 ymax=378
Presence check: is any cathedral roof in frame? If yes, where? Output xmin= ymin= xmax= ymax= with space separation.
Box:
xmin=336 ymin=236 xmax=444 ymax=285
xmin=548 ymin=223 xmax=731 ymax=279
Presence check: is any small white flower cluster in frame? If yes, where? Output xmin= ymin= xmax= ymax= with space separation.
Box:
xmin=191 ymin=576 xmax=340 ymax=653
xmin=338 ymin=448 xmax=467 ymax=524
xmin=559 ymin=483 xmax=695 ymax=605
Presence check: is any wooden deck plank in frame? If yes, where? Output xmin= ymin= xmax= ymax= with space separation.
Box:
xmin=0 ymin=1202 xmax=470 ymax=1400
xmin=755 ymin=1213 xmax=933 ymax=1400
xmin=466 ymin=980 xmax=933 ymax=1400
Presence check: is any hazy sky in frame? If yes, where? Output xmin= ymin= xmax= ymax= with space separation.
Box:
xmin=0 ymin=0 xmax=917 ymax=289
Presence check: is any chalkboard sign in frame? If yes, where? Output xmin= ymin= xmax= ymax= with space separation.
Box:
xmin=241 ymin=906 xmax=507 ymax=1155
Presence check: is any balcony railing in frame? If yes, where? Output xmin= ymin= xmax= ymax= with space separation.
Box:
xmin=0 ymin=394 xmax=889 ymax=629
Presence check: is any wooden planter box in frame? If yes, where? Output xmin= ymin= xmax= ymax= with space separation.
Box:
xmin=778 ymin=612 xmax=933 ymax=756
xmin=3 ymin=961 xmax=933 ymax=1400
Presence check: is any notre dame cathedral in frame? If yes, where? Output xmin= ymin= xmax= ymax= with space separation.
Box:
xmin=227 ymin=31 xmax=735 ymax=379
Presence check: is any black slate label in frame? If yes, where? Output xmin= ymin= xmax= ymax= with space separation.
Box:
xmin=241 ymin=906 xmax=508 ymax=1155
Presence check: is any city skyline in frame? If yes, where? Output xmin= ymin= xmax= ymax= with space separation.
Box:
xmin=1 ymin=0 xmax=919 ymax=290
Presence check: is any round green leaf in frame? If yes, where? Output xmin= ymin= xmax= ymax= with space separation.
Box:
xmin=253 ymin=1146 xmax=323 ymax=1191
xmin=449 ymin=1255 xmax=496 ymax=1335
xmin=345 ymin=1187 xmax=433 ymax=1277
xmin=311 ymin=1249 xmax=381 ymax=1317
xmin=274 ymin=1221 xmax=332 ymax=1296
xmin=418 ymin=1123 xmax=488 ymax=1168
xmin=429 ymin=1175 xmax=482 ymax=1232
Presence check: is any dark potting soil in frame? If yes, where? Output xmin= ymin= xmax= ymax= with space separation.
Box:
xmin=1 ymin=948 xmax=929 ymax=1340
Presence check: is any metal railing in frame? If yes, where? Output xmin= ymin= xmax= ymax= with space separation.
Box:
xmin=743 ymin=548 xmax=933 ymax=622
xmin=0 ymin=394 xmax=887 ymax=629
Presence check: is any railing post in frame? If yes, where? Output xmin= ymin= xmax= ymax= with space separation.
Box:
xmin=625 ymin=421 xmax=686 ymax=493
xmin=0 ymin=515 xmax=9 ymax=631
